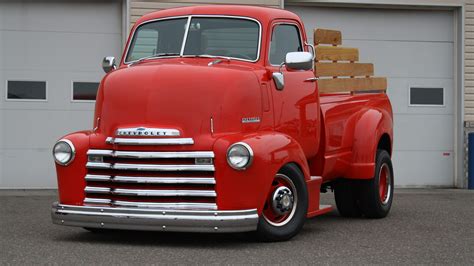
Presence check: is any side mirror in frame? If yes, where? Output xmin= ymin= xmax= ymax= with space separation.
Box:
xmin=285 ymin=52 xmax=313 ymax=71
xmin=102 ymin=56 xmax=117 ymax=73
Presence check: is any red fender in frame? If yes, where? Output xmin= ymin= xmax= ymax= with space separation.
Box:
xmin=54 ymin=131 xmax=92 ymax=205
xmin=212 ymin=132 xmax=316 ymax=213
xmin=347 ymin=108 xmax=393 ymax=179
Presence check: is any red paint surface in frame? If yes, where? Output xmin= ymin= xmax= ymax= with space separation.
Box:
xmin=54 ymin=6 xmax=393 ymax=217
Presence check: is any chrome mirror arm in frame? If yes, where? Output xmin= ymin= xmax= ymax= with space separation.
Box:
xmin=304 ymin=42 xmax=315 ymax=60
xmin=304 ymin=42 xmax=315 ymax=70
xmin=278 ymin=62 xmax=285 ymax=74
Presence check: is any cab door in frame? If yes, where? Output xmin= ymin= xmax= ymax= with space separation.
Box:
xmin=267 ymin=21 xmax=320 ymax=158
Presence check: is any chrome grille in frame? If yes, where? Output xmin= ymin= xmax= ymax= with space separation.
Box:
xmin=84 ymin=146 xmax=217 ymax=210
xmin=106 ymin=137 xmax=194 ymax=145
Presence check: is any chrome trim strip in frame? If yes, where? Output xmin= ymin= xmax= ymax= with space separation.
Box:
xmin=114 ymin=176 xmax=216 ymax=185
xmin=51 ymin=202 xmax=258 ymax=233
xmin=86 ymin=162 xmax=214 ymax=172
xmin=85 ymin=175 xmax=216 ymax=185
xmin=116 ymin=151 xmax=213 ymax=158
xmin=112 ymin=201 xmax=218 ymax=210
xmin=85 ymin=186 xmax=111 ymax=194
xmin=113 ymin=163 xmax=215 ymax=172
xmin=114 ymin=188 xmax=216 ymax=197
xmin=87 ymin=150 xmax=214 ymax=159
xmin=84 ymin=186 xmax=216 ymax=197
xmin=84 ymin=198 xmax=111 ymax=204
xmin=86 ymin=162 xmax=112 ymax=169
xmin=85 ymin=175 xmax=111 ymax=182
xmin=83 ymin=198 xmax=217 ymax=210
xmin=87 ymin=150 xmax=114 ymax=156
xmin=106 ymin=137 xmax=194 ymax=145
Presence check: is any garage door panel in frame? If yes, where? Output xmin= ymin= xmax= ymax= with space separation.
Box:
xmin=0 ymin=31 xmax=4 ymax=65
xmin=0 ymin=149 xmax=56 ymax=188
xmin=0 ymin=1 xmax=121 ymax=188
xmin=288 ymin=5 xmax=455 ymax=187
xmin=393 ymin=151 xmax=453 ymax=187
xmin=1 ymin=109 xmax=93 ymax=150
xmin=344 ymin=40 xmax=453 ymax=79
xmin=1 ymin=69 xmax=102 ymax=111
xmin=0 ymin=0 xmax=121 ymax=34
xmin=393 ymin=114 xmax=454 ymax=151
xmin=0 ymin=151 xmax=4 ymax=185
xmin=290 ymin=6 xmax=453 ymax=43
xmin=2 ymin=31 xmax=122 ymax=72
xmin=387 ymin=77 xmax=453 ymax=115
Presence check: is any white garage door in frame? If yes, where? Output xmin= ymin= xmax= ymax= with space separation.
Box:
xmin=288 ymin=6 xmax=455 ymax=187
xmin=0 ymin=0 xmax=122 ymax=188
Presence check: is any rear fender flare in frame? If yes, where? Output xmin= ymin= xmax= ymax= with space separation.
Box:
xmin=349 ymin=109 xmax=392 ymax=179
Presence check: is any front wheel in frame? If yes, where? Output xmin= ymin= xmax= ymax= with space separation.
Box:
xmin=358 ymin=149 xmax=394 ymax=218
xmin=83 ymin=227 xmax=109 ymax=233
xmin=256 ymin=164 xmax=308 ymax=242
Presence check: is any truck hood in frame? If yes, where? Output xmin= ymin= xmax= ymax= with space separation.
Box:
xmin=93 ymin=60 xmax=262 ymax=149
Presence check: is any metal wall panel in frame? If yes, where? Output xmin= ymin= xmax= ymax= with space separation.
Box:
xmin=129 ymin=0 xmax=282 ymax=27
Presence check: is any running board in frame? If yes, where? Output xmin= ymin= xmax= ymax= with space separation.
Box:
xmin=307 ymin=204 xmax=333 ymax=218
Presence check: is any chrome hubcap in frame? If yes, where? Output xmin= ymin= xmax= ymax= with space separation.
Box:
xmin=379 ymin=163 xmax=392 ymax=205
xmin=263 ymin=173 xmax=298 ymax=227
xmin=272 ymin=186 xmax=294 ymax=215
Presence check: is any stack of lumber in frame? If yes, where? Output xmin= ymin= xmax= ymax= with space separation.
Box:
xmin=314 ymin=28 xmax=387 ymax=94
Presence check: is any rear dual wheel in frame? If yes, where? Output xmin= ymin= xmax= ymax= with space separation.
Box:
xmin=359 ymin=150 xmax=394 ymax=218
xmin=334 ymin=149 xmax=394 ymax=218
xmin=256 ymin=164 xmax=308 ymax=242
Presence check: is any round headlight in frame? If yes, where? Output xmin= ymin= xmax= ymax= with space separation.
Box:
xmin=53 ymin=139 xmax=75 ymax=166
xmin=227 ymin=142 xmax=253 ymax=170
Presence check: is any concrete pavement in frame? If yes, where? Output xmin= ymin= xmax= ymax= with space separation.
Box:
xmin=1 ymin=189 xmax=473 ymax=264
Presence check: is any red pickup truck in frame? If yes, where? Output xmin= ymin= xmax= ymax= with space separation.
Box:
xmin=51 ymin=5 xmax=393 ymax=241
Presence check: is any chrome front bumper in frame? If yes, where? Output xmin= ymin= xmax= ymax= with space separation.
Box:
xmin=51 ymin=202 xmax=259 ymax=233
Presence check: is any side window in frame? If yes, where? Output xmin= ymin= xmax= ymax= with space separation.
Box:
xmin=269 ymin=24 xmax=302 ymax=65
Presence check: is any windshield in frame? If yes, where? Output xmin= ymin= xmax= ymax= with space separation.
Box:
xmin=125 ymin=16 xmax=260 ymax=63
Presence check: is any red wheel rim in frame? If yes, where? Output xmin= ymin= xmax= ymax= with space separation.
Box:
xmin=378 ymin=163 xmax=391 ymax=205
xmin=262 ymin=173 xmax=297 ymax=227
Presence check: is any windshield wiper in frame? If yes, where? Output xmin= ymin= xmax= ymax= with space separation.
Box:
xmin=187 ymin=54 xmax=232 ymax=66
xmin=129 ymin=53 xmax=180 ymax=66
xmin=190 ymin=54 xmax=231 ymax=60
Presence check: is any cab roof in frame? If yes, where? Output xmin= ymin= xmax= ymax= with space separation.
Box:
xmin=134 ymin=5 xmax=301 ymax=27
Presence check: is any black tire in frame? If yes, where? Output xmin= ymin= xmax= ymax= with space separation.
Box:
xmin=358 ymin=149 xmax=394 ymax=218
xmin=334 ymin=179 xmax=362 ymax=217
xmin=256 ymin=163 xmax=308 ymax=242
xmin=83 ymin=227 xmax=111 ymax=233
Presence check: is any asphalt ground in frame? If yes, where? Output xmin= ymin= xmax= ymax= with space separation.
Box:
xmin=1 ymin=189 xmax=473 ymax=265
